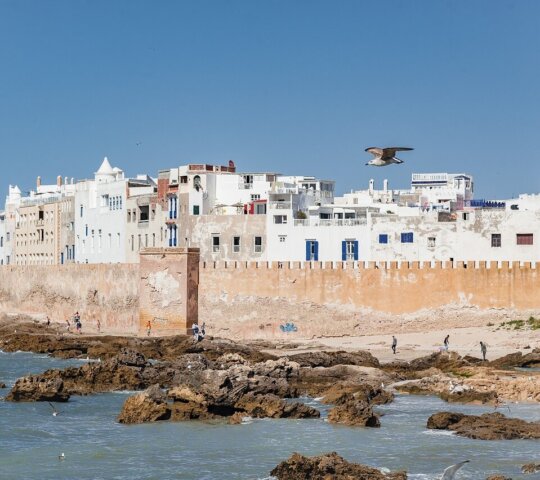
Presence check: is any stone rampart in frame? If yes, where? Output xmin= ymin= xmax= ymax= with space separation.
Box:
xmin=0 ymin=264 xmax=139 ymax=334
xmin=1 ymin=259 xmax=540 ymax=338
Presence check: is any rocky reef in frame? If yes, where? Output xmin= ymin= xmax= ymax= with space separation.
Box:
xmin=427 ymin=411 xmax=540 ymax=440
xmin=269 ymin=452 xmax=407 ymax=480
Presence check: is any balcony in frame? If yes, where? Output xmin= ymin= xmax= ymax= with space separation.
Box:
xmin=293 ymin=218 xmax=367 ymax=227
xmin=269 ymin=202 xmax=292 ymax=209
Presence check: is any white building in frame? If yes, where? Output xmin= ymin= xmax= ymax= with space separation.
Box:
xmin=75 ymin=158 xmax=160 ymax=264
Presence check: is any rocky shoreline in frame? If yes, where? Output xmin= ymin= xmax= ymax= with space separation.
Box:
xmin=1 ymin=315 xmax=540 ymax=468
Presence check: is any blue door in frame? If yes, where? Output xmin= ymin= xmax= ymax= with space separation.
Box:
xmin=342 ymin=240 xmax=359 ymax=261
xmin=305 ymin=240 xmax=319 ymax=261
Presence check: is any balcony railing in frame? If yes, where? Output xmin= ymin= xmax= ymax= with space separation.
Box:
xmin=292 ymin=218 xmax=367 ymax=227
xmin=268 ymin=202 xmax=292 ymax=209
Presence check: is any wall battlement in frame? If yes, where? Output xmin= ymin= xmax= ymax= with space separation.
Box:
xmin=1 ymin=256 xmax=540 ymax=339
xmin=200 ymin=260 xmax=538 ymax=270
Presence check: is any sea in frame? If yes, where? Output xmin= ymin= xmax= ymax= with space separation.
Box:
xmin=0 ymin=350 xmax=539 ymax=480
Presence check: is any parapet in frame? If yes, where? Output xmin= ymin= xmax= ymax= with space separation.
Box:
xmin=199 ymin=260 xmax=538 ymax=270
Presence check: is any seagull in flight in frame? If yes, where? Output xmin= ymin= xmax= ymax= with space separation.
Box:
xmin=365 ymin=147 xmax=413 ymax=166
xmin=48 ymin=402 xmax=62 ymax=417
xmin=441 ymin=460 xmax=470 ymax=479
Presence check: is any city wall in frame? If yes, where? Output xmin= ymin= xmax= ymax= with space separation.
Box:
xmin=1 ymin=260 xmax=540 ymax=338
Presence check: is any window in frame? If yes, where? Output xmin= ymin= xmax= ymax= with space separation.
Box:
xmin=428 ymin=237 xmax=436 ymax=248
xmin=85 ymin=224 xmax=88 ymax=237
xmin=491 ymin=233 xmax=501 ymax=248
xmin=193 ymin=205 xmax=200 ymax=215
xmin=379 ymin=234 xmax=388 ymax=244
xmin=139 ymin=205 xmax=149 ymax=222
xmin=80 ymin=205 xmax=84 ymax=217
xmin=255 ymin=203 xmax=266 ymax=215
xmin=279 ymin=235 xmax=286 ymax=243
xmin=152 ymin=233 xmax=156 ymax=247
xmin=273 ymin=215 xmax=287 ymax=224
xmin=254 ymin=236 xmax=262 ymax=253
xmin=101 ymin=194 xmax=109 ymax=207
xmin=462 ymin=212 xmax=470 ymax=220
xmin=251 ymin=194 xmax=260 ymax=201
xmin=212 ymin=235 xmax=220 ymax=252
xmin=131 ymin=235 xmax=134 ymax=251
xmin=401 ymin=232 xmax=414 ymax=243
xmin=517 ymin=234 xmax=533 ymax=245
xmin=127 ymin=210 xmax=131 ymax=222
xmin=342 ymin=240 xmax=358 ymax=261
xmin=233 ymin=236 xmax=240 ymax=253
xmin=38 ymin=210 xmax=44 ymax=220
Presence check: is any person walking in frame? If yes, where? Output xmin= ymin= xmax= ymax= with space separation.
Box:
xmin=391 ymin=336 xmax=397 ymax=354
xmin=97 ymin=318 xmax=101 ymax=333
xmin=443 ymin=335 xmax=450 ymax=351
xmin=480 ymin=341 xmax=487 ymax=361
xmin=146 ymin=320 xmax=152 ymax=337
xmin=46 ymin=316 xmax=51 ymax=328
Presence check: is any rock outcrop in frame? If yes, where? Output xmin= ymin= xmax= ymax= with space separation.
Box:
xmin=117 ymin=385 xmax=171 ymax=424
xmin=427 ymin=411 xmax=540 ymax=440
xmin=270 ymin=452 xmax=407 ymax=480
xmin=5 ymin=375 xmax=69 ymax=402
xmin=522 ymin=463 xmax=540 ymax=474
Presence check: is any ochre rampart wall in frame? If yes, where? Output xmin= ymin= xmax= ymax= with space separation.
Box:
xmin=1 ymin=260 xmax=539 ymax=338
xmin=0 ymin=264 xmax=139 ymax=334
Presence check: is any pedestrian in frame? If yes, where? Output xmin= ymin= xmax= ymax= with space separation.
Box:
xmin=443 ymin=335 xmax=450 ymax=351
xmin=76 ymin=319 xmax=82 ymax=334
xmin=201 ymin=322 xmax=206 ymax=338
xmin=65 ymin=318 xmax=71 ymax=332
xmin=192 ymin=323 xmax=199 ymax=341
xmin=391 ymin=335 xmax=397 ymax=354
xmin=46 ymin=316 xmax=50 ymax=328
xmin=146 ymin=320 xmax=151 ymax=337
xmin=480 ymin=341 xmax=487 ymax=361
xmin=97 ymin=318 xmax=101 ymax=333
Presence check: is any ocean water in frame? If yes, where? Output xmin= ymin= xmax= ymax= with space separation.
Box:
xmin=0 ymin=351 xmax=539 ymax=480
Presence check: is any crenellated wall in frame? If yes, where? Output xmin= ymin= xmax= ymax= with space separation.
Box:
xmin=1 ymin=259 xmax=540 ymax=338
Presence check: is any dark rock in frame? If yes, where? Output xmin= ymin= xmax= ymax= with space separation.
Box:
xmin=439 ymin=389 xmax=497 ymax=404
xmin=427 ymin=411 xmax=540 ymax=440
xmin=270 ymin=452 xmax=407 ymax=480
xmin=288 ymin=350 xmax=380 ymax=369
xmin=486 ymin=476 xmax=512 ymax=480
xmin=327 ymin=393 xmax=380 ymax=427
xmin=522 ymin=463 xmax=540 ymax=474
xmin=117 ymin=348 xmax=146 ymax=367
xmin=384 ymin=351 xmax=470 ymax=377
xmin=235 ymin=393 xmax=320 ymax=419
xmin=6 ymin=376 xmax=69 ymax=402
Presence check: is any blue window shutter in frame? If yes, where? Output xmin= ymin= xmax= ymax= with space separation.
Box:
xmin=341 ymin=241 xmax=347 ymax=261
xmin=353 ymin=240 xmax=359 ymax=260
xmin=305 ymin=241 xmax=311 ymax=261
xmin=410 ymin=232 xmax=414 ymax=243
xmin=401 ymin=233 xmax=405 ymax=243
xmin=379 ymin=234 xmax=388 ymax=244
xmin=314 ymin=241 xmax=319 ymax=261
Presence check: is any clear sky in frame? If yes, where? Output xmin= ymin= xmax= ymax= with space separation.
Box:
xmin=1 ymin=0 xmax=539 ymax=202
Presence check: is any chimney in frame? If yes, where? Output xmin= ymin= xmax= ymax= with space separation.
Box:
xmin=64 ymin=177 xmax=68 ymax=186
xmin=369 ymin=179 xmax=374 ymax=194
xmin=37 ymin=176 xmax=42 ymax=188
xmin=383 ymin=179 xmax=388 ymax=192
xmin=57 ymin=175 xmax=62 ymax=187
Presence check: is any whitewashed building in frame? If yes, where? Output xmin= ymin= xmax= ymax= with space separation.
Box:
xmin=75 ymin=158 xmax=160 ymax=264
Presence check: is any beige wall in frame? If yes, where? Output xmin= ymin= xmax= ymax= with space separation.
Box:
xmin=0 ymin=264 xmax=139 ymax=333
xmin=2 ymin=260 xmax=540 ymax=338
xmin=14 ymin=198 xmax=74 ymax=265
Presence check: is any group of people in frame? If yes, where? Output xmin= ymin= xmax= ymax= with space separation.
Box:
xmin=192 ymin=322 xmax=206 ymax=342
xmin=64 ymin=312 xmax=82 ymax=334
xmin=391 ymin=334 xmax=489 ymax=360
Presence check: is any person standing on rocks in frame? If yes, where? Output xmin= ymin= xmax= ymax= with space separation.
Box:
xmin=391 ymin=336 xmax=397 ymax=354
xmin=444 ymin=335 xmax=450 ymax=351
xmin=480 ymin=341 xmax=487 ymax=361
xmin=97 ymin=319 xmax=101 ymax=333
xmin=146 ymin=320 xmax=152 ymax=337
xmin=46 ymin=316 xmax=50 ymax=328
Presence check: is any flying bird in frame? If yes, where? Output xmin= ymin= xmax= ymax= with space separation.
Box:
xmin=440 ymin=460 xmax=470 ymax=479
xmin=365 ymin=147 xmax=413 ymax=166
xmin=48 ymin=402 xmax=61 ymax=417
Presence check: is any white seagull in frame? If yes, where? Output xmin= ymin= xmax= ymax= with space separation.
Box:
xmin=48 ymin=402 xmax=62 ymax=417
xmin=441 ymin=460 xmax=470 ymax=479
xmin=365 ymin=147 xmax=413 ymax=166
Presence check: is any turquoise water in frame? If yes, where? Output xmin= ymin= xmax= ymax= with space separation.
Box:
xmin=1 ymin=351 xmax=539 ymax=480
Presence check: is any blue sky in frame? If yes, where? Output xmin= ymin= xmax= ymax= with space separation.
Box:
xmin=1 ymin=0 xmax=539 ymax=201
